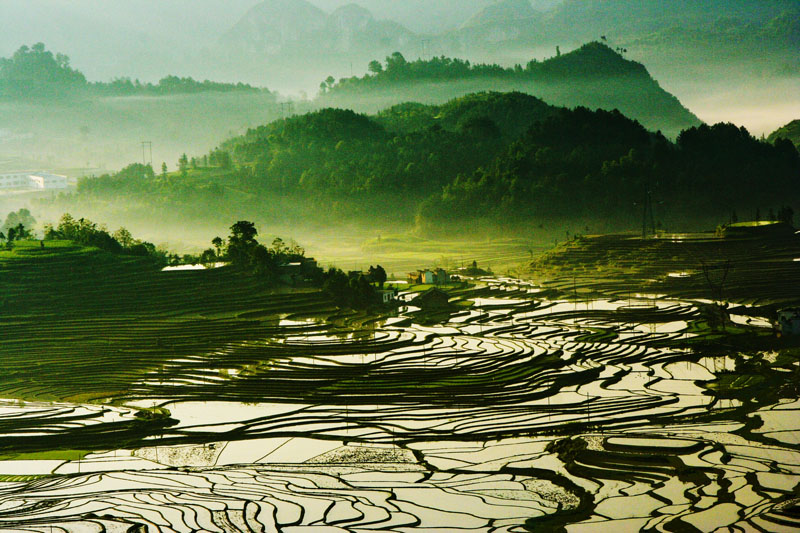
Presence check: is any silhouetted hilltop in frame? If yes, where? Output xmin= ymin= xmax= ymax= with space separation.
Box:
xmin=527 ymin=41 xmax=645 ymax=78
xmin=321 ymin=42 xmax=700 ymax=136
xmin=769 ymin=120 xmax=800 ymax=150
xmin=375 ymin=92 xmax=553 ymax=138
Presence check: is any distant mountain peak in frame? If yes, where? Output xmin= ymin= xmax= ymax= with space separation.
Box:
xmin=222 ymin=0 xmax=327 ymax=54
xmin=331 ymin=3 xmax=373 ymax=17
xmin=463 ymin=0 xmax=536 ymax=28
xmin=328 ymin=3 xmax=375 ymax=31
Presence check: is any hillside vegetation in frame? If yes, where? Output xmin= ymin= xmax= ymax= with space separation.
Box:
xmin=419 ymin=110 xmax=800 ymax=230
xmin=47 ymin=90 xmax=800 ymax=239
xmin=769 ymin=119 xmax=800 ymax=150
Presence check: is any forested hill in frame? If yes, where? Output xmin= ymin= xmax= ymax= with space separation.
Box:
xmin=0 ymin=43 xmax=270 ymax=98
xmin=418 ymin=110 xmax=800 ymax=230
xmin=63 ymin=91 xmax=800 ymax=236
xmin=219 ymin=91 xmax=552 ymax=197
xmin=64 ymin=92 xmax=558 ymax=225
xmin=318 ymin=42 xmax=701 ymax=137
xmin=769 ymin=120 xmax=800 ymax=151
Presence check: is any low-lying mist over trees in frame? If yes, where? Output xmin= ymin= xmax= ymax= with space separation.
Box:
xmin=31 ymin=91 xmax=799 ymax=249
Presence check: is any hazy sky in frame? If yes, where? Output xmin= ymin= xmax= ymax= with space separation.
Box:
xmin=0 ymin=0 xmax=563 ymax=84
xmin=1 ymin=0 xmax=797 ymax=136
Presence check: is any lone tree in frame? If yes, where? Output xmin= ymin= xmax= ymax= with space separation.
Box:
xmin=211 ymin=236 xmax=224 ymax=257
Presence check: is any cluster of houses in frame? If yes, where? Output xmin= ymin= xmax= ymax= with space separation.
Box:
xmin=0 ymin=171 xmax=68 ymax=191
xmin=407 ymin=268 xmax=451 ymax=285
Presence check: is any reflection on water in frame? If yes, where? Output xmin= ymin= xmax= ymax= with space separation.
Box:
xmin=0 ymin=281 xmax=798 ymax=531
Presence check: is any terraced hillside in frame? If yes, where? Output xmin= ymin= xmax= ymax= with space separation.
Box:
xmin=530 ymin=223 xmax=800 ymax=307
xmin=0 ymin=240 xmax=334 ymax=403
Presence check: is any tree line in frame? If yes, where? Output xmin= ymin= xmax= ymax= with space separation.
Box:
xmin=0 ymin=43 xmax=272 ymax=99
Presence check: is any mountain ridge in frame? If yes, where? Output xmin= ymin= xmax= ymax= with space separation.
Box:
xmin=320 ymin=42 xmax=701 ymax=136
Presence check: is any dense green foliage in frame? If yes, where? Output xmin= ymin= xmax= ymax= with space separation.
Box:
xmin=91 ymin=75 xmax=266 ymax=97
xmin=1 ymin=208 xmax=36 ymax=235
xmin=420 ymin=109 xmax=800 ymax=227
xmin=322 ymin=268 xmax=379 ymax=309
xmin=0 ymin=43 xmax=86 ymax=97
xmin=204 ymin=221 xmax=313 ymax=279
xmin=222 ymin=94 xmax=545 ymax=197
xmin=0 ymin=43 xmax=270 ymax=99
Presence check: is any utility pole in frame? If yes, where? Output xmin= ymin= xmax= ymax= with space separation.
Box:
xmin=141 ymin=141 xmax=152 ymax=167
xmin=641 ymin=184 xmax=655 ymax=239
xmin=279 ymin=102 xmax=293 ymax=119
xmin=420 ymin=39 xmax=431 ymax=60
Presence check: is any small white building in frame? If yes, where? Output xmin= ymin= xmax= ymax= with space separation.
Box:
xmin=28 ymin=172 xmax=68 ymax=189
xmin=0 ymin=171 xmax=68 ymax=190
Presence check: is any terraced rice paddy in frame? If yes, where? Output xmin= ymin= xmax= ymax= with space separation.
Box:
xmin=1 ymin=240 xmax=800 ymax=531
xmin=531 ymin=227 xmax=800 ymax=306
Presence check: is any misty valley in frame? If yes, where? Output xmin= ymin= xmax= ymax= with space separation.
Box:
xmin=2 ymin=1 xmax=800 ymax=532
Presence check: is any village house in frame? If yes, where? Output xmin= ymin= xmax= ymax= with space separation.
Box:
xmin=777 ymin=308 xmax=800 ymax=336
xmin=378 ymin=289 xmax=398 ymax=304
xmin=277 ymin=257 xmax=319 ymax=285
xmin=410 ymin=287 xmax=450 ymax=310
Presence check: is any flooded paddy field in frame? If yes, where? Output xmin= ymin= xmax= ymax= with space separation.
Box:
xmin=2 ymin=252 xmax=800 ymax=532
